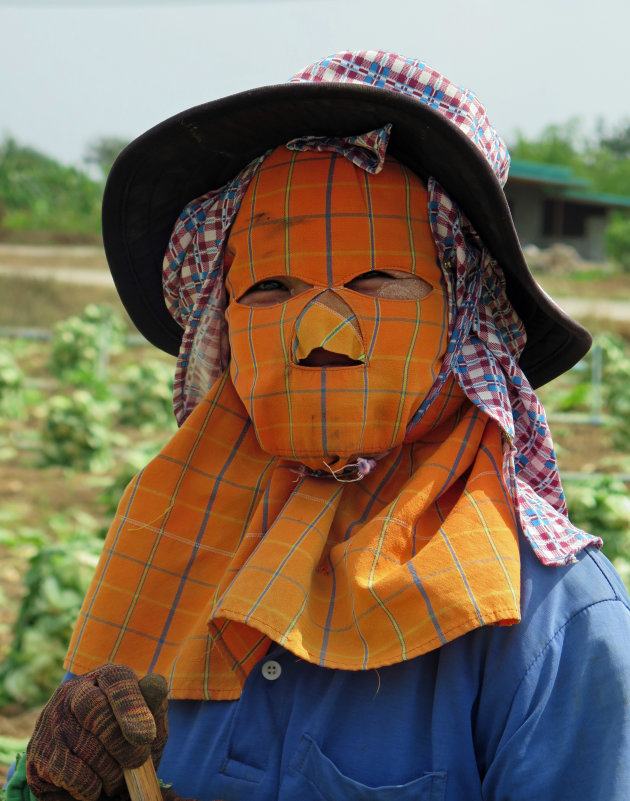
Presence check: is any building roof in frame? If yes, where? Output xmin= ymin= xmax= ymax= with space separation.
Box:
xmin=558 ymin=187 xmax=630 ymax=208
xmin=508 ymin=159 xmax=589 ymax=188
xmin=507 ymin=159 xmax=630 ymax=210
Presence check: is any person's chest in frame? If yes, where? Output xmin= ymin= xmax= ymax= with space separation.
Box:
xmin=158 ymin=642 xmax=492 ymax=801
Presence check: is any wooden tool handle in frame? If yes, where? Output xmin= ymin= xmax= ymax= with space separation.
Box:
xmin=124 ymin=760 xmax=163 ymax=801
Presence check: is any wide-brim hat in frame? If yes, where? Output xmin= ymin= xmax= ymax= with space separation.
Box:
xmin=103 ymin=51 xmax=591 ymax=388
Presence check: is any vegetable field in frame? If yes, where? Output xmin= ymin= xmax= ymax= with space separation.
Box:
xmin=2 ymin=246 xmax=630 ymax=782
xmin=0 ymin=247 xmax=177 ymax=777
xmin=0 ymin=303 xmax=176 ymax=696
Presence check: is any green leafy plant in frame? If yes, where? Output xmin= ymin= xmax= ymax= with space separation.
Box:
xmin=538 ymin=334 xmax=630 ymax=433
xmin=0 ymin=736 xmax=28 ymax=768
xmin=0 ymin=136 xmax=102 ymax=235
xmin=590 ymin=334 xmax=630 ymax=449
xmin=565 ymin=474 xmax=630 ymax=588
xmin=538 ymin=378 xmax=593 ymax=416
xmin=48 ymin=304 xmax=126 ymax=387
xmin=115 ymin=360 xmax=176 ymax=431
xmin=0 ymin=531 xmax=101 ymax=707
xmin=605 ymin=213 xmax=630 ymax=273
xmin=0 ymin=351 xmax=24 ymax=419
xmin=39 ymin=390 xmax=121 ymax=471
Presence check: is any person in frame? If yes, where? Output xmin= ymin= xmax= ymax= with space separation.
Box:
xmin=16 ymin=50 xmax=630 ymax=801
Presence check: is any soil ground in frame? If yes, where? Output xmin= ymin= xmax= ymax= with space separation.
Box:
xmin=1 ymin=243 xmax=629 ymax=783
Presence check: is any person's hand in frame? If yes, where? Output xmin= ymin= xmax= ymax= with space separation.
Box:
xmin=26 ymin=664 xmax=168 ymax=801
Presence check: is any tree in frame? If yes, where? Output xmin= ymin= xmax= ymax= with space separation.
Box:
xmin=83 ymin=137 xmax=128 ymax=179
xmin=509 ymin=118 xmax=587 ymax=170
xmin=598 ymin=119 xmax=630 ymax=160
xmin=0 ymin=136 xmax=102 ymax=234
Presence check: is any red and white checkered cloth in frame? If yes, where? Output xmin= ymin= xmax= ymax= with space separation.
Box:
xmin=291 ymin=50 xmax=511 ymax=186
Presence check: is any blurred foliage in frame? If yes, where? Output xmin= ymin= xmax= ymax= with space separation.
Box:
xmin=0 ymin=304 xmax=174 ymax=708
xmin=48 ymin=303 xmax=127 ymax=387
xmin=510 ymin=117 xmax=630 ymax=196
xmin=539 ymin=333 xmax=630 ymax=450
xmin=535 ymin=332 xmax=630 ymax=581
xmin=0 ymin=516 xmax=102 ymax=707
xmin=83 ymin=136 xmax=128 ymax=180
xmin=39 ymin=389 xmax=120 ymax=471
xmin=0 ymin=137 xmax=102 ymax=235
xmin=41 ymin=305 xmax=175 ymax=469
xmin=605 ymin=213 xmax=630 ymax=273
xmin=116 ymin=360 xmax=175 ymax=431
xmin=0 ymin=739 xmax=28 ymax=771
xmin=0 ymin=351 xmax=25 ymax=419
xmin=597 ymin=335 xmax=630 ymax=446
xmin=510 ymin=118 xmax=586 ymax=171
xmin=565 ymin=475 xmax=630 ymax=587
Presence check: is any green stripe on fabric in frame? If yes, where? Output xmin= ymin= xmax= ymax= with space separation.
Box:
xmin=400 ymin=164 xmax=416 ymax=275
xmin=389 ymin=301 xmax=422 ymax=447
xmin=464 ymin=488 xmax=519 ymax=610
xmin=319 ymin=314 xmax=361 ymax=352
xmin=366 ymin=508 xmax=408 ymax=660
xmin=278 ymin=593 xmax=310 ymax=647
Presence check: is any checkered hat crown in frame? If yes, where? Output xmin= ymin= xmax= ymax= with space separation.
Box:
xmin=290 ymin=50 xmax=510 ymax=187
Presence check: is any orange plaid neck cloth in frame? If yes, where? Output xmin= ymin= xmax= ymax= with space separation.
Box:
xmin=65 ymin=151 xmax=520 ymax=700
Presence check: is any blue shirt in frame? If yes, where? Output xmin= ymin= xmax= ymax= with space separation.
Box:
xmin=157 ymin=536 xmax=630 ymax=800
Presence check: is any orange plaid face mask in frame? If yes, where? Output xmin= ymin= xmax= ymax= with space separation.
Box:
xmin=225 ymin=148 xmax=449 ymax=470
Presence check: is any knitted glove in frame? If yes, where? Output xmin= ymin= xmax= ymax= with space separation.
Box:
xmin=26 ymin=665 xmax=168 ymax=801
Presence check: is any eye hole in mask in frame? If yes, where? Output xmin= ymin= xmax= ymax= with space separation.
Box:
xmin=237 ymin=270 xmax=433 ymax=307
xmin=345 ymin=270 xmax=433 ymax=300
xmin=237 ymin=275 xmax=313 ymax=307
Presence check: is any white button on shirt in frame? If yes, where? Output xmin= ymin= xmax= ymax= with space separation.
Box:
xmin=261 ymin=659 xmax=282 ymax=680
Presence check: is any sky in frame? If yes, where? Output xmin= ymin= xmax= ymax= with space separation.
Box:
xmin=1 ymin=0 xmax=629 ymax=169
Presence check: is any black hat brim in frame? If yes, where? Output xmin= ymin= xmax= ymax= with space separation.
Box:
xmin=102 ymin=81 xmax=591 ymax=388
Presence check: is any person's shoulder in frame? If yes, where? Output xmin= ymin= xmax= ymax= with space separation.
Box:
xmin=520 ymin=535 xmax=630 ymax=627
xmin=467 ymin=535 xmax=630 ymax=684
xmin=482 ymin=535 xmax=630 ymax=676
xmin=474 ymin=543 xmax=630 ymax=799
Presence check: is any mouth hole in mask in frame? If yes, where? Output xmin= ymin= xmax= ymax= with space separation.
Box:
xmin=297 ymin=346 xmax=364 ymax=368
